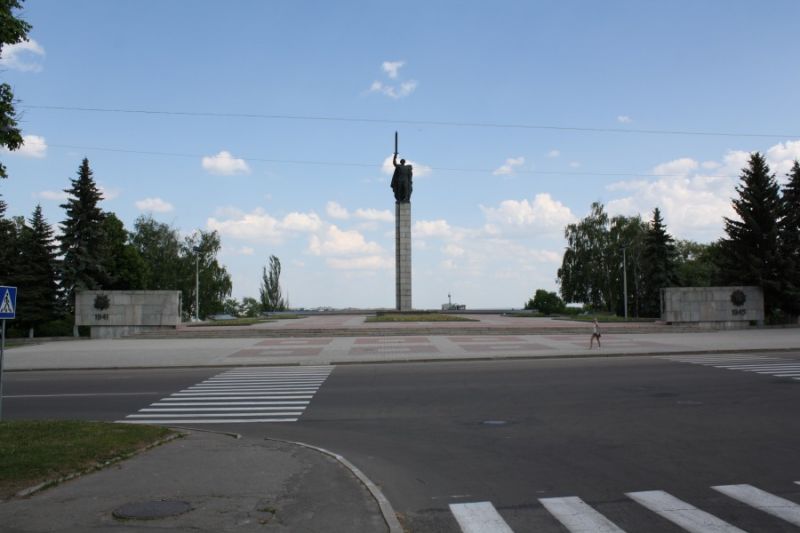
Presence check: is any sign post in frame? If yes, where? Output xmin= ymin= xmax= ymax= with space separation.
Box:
xmin=0 ymin=285 xmax=17 ymax=421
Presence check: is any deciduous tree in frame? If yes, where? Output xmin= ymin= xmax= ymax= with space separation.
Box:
xmin=260 ymin=255 xmax=286 ymax=312
xmin=0 ymin=0 xmax=31 ymax=179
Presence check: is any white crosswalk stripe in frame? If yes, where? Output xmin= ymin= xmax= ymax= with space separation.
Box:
xmin=118 ymin=365 xmax=333 ymax=424
xmin=449 ymin=481 xmax=800 ymax=532
xmin=449 ymin=502 xmax=514 ymax=533
xmin=539 ymin=496 xmax=625 ymax=532
xmin=713 ymin=484 xmax=800 ymax=526
xmin=625 ymin=490 xmax=746 ymax=533
xmin=660 ymin=354 xmax=800 ymax=381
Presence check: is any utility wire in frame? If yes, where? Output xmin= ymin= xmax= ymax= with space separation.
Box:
xmin=48 ymin=143 xmax=737 ymax=179
xmin=24 ymin=104 xmax=798 ymax=139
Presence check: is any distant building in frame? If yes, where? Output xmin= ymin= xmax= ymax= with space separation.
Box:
xmin=441 ymin=292 xmax=466 ymax=311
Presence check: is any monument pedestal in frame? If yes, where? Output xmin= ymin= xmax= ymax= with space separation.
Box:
xmin=395 ymin=202 xmax=412 ymax=311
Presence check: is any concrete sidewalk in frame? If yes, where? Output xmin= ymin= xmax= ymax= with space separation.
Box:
xmin=4 ymin=326 xmax=800 ymax=371
xmin=0 ymin=430 xmax=391 ymax=533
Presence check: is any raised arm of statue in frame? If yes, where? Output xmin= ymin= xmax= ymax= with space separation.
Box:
xmin=393 ymin=153 xmax=399 ymax=167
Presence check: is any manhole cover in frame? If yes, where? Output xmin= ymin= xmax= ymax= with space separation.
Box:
xmin=481 ymin=420 xmax=507 ymax=426
xmin=113 ymin=500 xmax=192 ymax=520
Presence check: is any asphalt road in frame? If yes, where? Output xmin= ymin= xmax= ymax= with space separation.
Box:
xmin=4 ymin=353 xmax=800 ymax=532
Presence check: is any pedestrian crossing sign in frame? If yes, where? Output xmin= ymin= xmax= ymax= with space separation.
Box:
xmin=0 ymin=286 xmax=16 ymax=319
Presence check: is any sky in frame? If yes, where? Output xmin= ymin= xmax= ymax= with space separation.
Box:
xmin=1 ymin=0 xmax=799 ymax=310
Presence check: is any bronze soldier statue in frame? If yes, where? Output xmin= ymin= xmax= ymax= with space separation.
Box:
xmin=391 ymin=152 xmax=413 ymax=203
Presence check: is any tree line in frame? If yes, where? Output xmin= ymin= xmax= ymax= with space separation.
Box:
xmin=0 ymin=159 xmax=234 ymax=336
xmin=555 ymin=153 xmax=800 ymax=321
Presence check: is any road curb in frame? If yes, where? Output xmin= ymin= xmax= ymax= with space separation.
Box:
xmin=5 ymin=346 xmax=800 ymax=372
xmin=264 ymin=436 xmax=403 ymax=533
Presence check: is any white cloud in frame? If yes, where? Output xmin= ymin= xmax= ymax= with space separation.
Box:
xmin=382 ymin=60 xmax=405 ymax=79
xmin=369 ymin=80 xmax=418 ymax=99
xmin=201 ymin=151 xmax=250 ymax=175
xmin=493 ymin=156 xmax=525 ymax=176
xmin=222 ymin=246 xmax=255 ymax=256
xmin=98 ymin=185 xmax=120 ymax=201
xmin=442 ymin=244 xmax=465 ymax=257
xmin=10 ymin=135 xmax=47 ymax=158
xmin=354 ymin=208 xmax=393 ymax=222
xmin=653 ymin=157 xmax=699 ymax=177
xmin=327 ymin=256 xmax=393 ymax=270
xmin=34 ymin=190 xmax=68 ymax=201
xmin=569 ymin=161 xmax=581 ymax=168
xmin=368 ymin=62 xmax=417 ymax=99
xmin=413 ymin=219 xmax=454 ymax=239
xmin=135 ymin=197 xmax=174 ymax=213
xmin=380 ymin=155 xmax=432 ymax=177
xmin=766 ymin=140 xmax=800 ymax=177
xmin=617 ymin=115 xmax=632 ymax=123
xmin=480 ymin=193 xmax=576 ymax=233
xmin=280 ymin=212 xmax=322 ymax=232
xmin=308 ymin=225 xmax=383 ymax=256
xmin=546 ymin=149 xmax=560 ymax=158
xmin=207 ymin=208 xmax=282 ymax=242
xmin=326 ymin=201 xmax=349 ymax=220
xmin=207 ymin=207 xmax=323 ymax=245
xmin=0 ymin=39 xmax=45 ymax=72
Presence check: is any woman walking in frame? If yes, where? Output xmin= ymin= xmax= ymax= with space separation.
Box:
xmin=590 ymin=318 xmax=601 ymax=349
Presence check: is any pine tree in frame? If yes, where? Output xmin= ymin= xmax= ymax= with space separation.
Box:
xmin=59 ymin=158 xmax=108 ymax=308
xmin=719 ymin=152 xmax=783 ymax=316
xmin=16 ymin=205 xmax=60 ymax=335
xmin=641 ymin=207 xmax=677 ymax=317
xmin=0 ymin=197 xmax=18 ymax=283
xmin=780 ymin=160 xmax=800 ymax=316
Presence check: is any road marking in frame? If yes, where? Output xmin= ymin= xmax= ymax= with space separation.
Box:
xmin=713 ymin=484 xmax=800 ymax=526
xmin=152 ymin=401 xmax=308 ymax=406
xmin=126 ymin=412 xmax=303 ymax=418
xmin=539 ymin=496 xmax=626 ymax=532
xmin=626 ymin=490 xmax=747 ymax=533
xmin=118 ymin=366 xmax=333 ymax=424
xmin=449 ymin=502 xmax=514 ymax=533
xmin=661 ymin=355 xmax=800 ymax=381
xmin=121 ymin=418 xmax=299 ymax=424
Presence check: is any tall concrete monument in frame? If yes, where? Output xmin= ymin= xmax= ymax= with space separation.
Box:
xmin=391 ymin=132 xmax=412 ymax=311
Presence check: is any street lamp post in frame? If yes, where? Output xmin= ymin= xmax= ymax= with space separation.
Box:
xmin=193 ymin=246 xmax=200 ymax=322
xmin=622 ymin=245 xmax=628 ymax=320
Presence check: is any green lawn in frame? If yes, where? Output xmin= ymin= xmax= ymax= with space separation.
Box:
xmin=0 ymin=420 xmax=175 ymax=499
xmin=366 ymin=313 xmax=476 ymax=322
xmin=186 ymin=314 xmax=307 ymax=327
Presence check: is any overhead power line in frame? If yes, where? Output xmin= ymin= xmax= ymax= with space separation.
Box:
xmin=47 ymin=142 xmax=737 ymax=179
xmin=25 ymin=104 xmax=798 ymax=139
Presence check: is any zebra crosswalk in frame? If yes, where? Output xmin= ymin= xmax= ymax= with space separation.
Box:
xmin=449 ymin=481 xmax=800 ymax=532
xmin=660 ymin=353 xmax=800 ymax=380
xmin=118 ymin=365 xmax=333 ymax=424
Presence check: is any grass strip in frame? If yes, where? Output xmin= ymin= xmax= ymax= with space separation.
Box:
xmin=366 ymin=313 xmax=476 ymax=322
xmin=0 ymin=420 xmax=174 ymax=500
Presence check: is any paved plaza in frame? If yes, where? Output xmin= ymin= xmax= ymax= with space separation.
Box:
xmin=5 ymin=314 xmax=799 ymax=370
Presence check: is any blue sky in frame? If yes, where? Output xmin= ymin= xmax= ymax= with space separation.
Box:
xmin=2 ymin=0 xmax=799 ymax=309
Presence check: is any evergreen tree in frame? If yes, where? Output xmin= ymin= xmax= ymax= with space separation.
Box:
xmin=719 ymin=152 xmax=783 ymax=316
xmin=15 ymin=205 xmax=60 ymax=335
xmin=641 ymin=207 xmax=677 ymax=317
xmin=59 ymin=158 xmax=108 ymax=308
xmin=0 ymin=0 xmax=31 ymax=179
xmin=779 ymin=160 xmax=800 ymax=316
xmin=0 ymin=197 xmax=18 ymax=283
